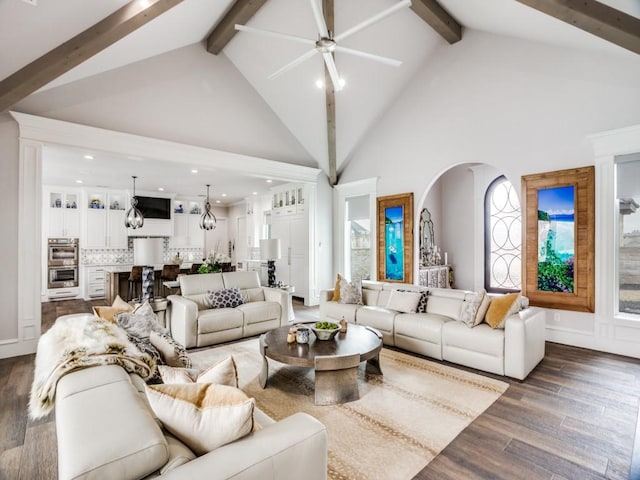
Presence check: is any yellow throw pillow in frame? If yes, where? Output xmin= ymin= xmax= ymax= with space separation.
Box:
xmin=331 ymin=274 xmax=342 ymax=301
xmin=484 ymin=293 xmax=520 ymax=329
xmin=92 ymin=295 xmax=135 ymax=322
xmin=146 ymin=383 xmax=255 ymax=456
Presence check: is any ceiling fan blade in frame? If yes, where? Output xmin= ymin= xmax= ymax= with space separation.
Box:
xmin=334 ymin=0 xmax=411 ymax=42
xmin=235 ymin=24 xmax=316 ymax=46
xmin=334 ymin=45 xmax=402 ymax=67
xmin=309 ymin=0 xmax=329 ymax=37
xmin=268 ymin=49 xmax=318 ymax=80
xmin=322 ymin=52 xmax=343 ymax=91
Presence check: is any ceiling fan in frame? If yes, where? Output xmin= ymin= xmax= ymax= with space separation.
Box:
xmin=235 ymin=0 xmax=411 ymax=91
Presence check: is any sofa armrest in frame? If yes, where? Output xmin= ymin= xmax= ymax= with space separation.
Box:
xmin=161 ymin=413 xmax=327 ymax=480
xmin=263 ymin=287 xmax=290 ymax=326
xmin=504 ymin=307 xmax=546 ymax=380
xmin=318 ymin=290 xmax=334 ymax=318
xmin=167 ymin=295 xmax=199 ymax=348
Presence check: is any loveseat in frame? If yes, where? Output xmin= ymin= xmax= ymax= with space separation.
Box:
xmin=48 ymin=313 xmax=328 ymax=480
xmin=168 ymin=271 xmax=290 ymax=348
xmin=320 ymin=281 xmax=546 ymax=380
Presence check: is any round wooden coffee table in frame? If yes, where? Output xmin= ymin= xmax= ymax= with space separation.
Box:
xmin=259 ymin=323 xmax=383 ymax=405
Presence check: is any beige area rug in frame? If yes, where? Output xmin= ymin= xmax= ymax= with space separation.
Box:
xmin=190 ymin=339 xmax=508 ymax=480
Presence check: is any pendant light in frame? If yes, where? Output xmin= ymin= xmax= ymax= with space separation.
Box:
xmin=200 ymin=184 xmax=217 ymax=230
xmin=124 ymin=175 xmax=144 ymax=229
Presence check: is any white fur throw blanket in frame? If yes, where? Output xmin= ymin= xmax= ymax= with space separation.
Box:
xmin=29 ymin=314 xmax=155 ymax=419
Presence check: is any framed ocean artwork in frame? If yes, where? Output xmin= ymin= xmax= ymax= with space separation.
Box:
xmin=377 ymin=193 xmax=413 ymax=283
xmin=522 ymin=166 xmax=594 ymax=312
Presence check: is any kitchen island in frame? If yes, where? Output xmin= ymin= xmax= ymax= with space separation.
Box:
xmin=103 ymin=263 xmax=192 ymax=304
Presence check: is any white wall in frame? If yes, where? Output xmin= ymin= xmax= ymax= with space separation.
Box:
xmin=340 ymin=29 xmax=640 ymax=357
xmin=0 ymin=114 xmax=19 ymax=343
xmin=14 ymin=43 xmax=315 ymax=168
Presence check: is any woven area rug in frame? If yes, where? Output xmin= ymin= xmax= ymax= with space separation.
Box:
xmin=190 ymin=339 xmax=508 ymax=480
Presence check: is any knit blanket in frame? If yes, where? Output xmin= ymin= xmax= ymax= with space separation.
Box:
xmin=29 ymin=314 xmax=155 ymax=419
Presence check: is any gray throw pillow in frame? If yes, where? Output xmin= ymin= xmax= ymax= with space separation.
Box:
xmin=338 ymin=278 xmax=363 ymax=305
xmin=206 ymin=287 xmax=244 ymax=309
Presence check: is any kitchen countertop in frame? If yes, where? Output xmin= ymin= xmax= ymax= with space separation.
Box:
xmin=100 ymin=263 xmax=194 ymax=273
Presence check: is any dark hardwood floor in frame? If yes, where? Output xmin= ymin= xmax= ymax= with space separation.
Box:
xmin=1 ymin=299 xmax=639 ymax=479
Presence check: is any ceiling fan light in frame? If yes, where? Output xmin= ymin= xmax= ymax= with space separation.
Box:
xmin=200 ymin=184 xmax=217 ymax=231
xmin=124 ymin=176 xmax=144 ymax=229
xmin=315 ymin=79 xmax=324 ymax=89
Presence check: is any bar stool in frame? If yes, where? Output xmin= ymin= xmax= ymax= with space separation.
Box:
xmin=189 ymin=263 xmax=203 ymax=274
xmin=127 ymin=266 xmax=143 ymax=302
xmin=160 ymin=264 xmax=181 ymax=297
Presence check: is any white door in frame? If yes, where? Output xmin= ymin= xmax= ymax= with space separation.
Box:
xmin=236 ymin=216 xmax=247 ymax=264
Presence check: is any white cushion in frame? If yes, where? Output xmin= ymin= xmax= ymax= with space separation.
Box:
xmin=386 ymin=290 xmax=422 ymax=313
xmin=158 ymin=356 xmax=238 ymax=387
xmin=146 ymin=383 xmax=255 ymax=456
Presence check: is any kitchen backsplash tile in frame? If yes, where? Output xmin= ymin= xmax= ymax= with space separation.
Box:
xmin=81 ymin=237 xmax=204 ymax=265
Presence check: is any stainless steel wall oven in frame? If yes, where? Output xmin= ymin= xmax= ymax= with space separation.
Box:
xmin=48 ymin=238 xmax=79 ymax=288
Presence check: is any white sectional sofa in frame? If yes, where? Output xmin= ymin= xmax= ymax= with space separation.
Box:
xmin=54 ymin=354 xmax=327 ymax=480
xmin=320 ymin=281 xmax=546 ymax=380
xmin=168 ymin=271 xmax=290 ymax=348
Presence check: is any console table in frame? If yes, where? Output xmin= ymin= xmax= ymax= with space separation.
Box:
xmin=419 ymin=265 xmax=451 ymax=288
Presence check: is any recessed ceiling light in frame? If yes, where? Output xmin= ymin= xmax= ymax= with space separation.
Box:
xmin=315 ymin=79 xmax=324 ymax=89
xmin=158 ymin=187 xmax=164 ymax=192
xmin=221 ymin=193 xmax=227 ymax=197
xmin=75 ymin=179 xmax=83 ymax=184
xmin=191 ymin=169 xmax=198 ymax=174
xmin=252 ymin=192 xmax=258 ymax=195
xmin=215 ymin=200 xmax=221 ymax=204
xmin=83 ymin=155 xmax=94 ymax=160
xmin=266 ymin=179 xmax=273 ymax=183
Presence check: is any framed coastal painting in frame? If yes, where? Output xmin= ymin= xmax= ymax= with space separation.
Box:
xmin=377 ymin=193 xmax=413 ymax=284
xmin=521 ymin=166 xmax=595 ymax=312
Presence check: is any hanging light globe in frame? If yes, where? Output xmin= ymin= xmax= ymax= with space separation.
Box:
xmin=125 ymin=175 xmax=144 ymax=229
xmin=200 ymin=184 xmax=217 ymax=231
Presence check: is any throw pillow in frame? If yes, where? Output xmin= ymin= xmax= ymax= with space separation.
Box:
xmin=386 ymin=290 xmax=422 ymax=313
xmin=460 ymin=289 xmax=491 ymax=328
xmin=484 ymin=293 xmax=521 ymax=329
xmin=149 ymin=331 xmax=191 ymax=368
xmin=116 ymin=310 xmax=167 ymax=340
xmin=92 ymin=294 xmax=135 ymax=322
xmin=158 ymin=367 xmax=200 ymax=384
xmin=416 ymin=291 xmax=429 ymax=313
xmin=158 ymin=356 xmax=238 ymax=388
xmin=146 ymin=383 xmax=255 ymax=456
xmin=206 ymin=287 xmax=244 ymax=309
xmin=331 ymin=274 xmax=342 ymax=302
xmin=338 ymin=277 xmax=363 ymax=305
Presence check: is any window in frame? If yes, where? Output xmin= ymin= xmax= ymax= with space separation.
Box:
xmin=616 ymin=155 xmax=640 ymax=316
xmin=485 ymin=176 xmax=521 ymax=292
xmin=345 ymin=195 xmax=372 ymax=281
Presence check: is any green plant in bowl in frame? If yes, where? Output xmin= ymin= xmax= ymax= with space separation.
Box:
xmin=311 ymin=321 xmax=340 ymax=340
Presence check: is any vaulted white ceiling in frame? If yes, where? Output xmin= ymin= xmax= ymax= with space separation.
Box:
xmin=1 ymin=0 xmax=638 ymax=184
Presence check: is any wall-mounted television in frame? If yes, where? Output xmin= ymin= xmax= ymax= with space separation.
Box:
xmin=136 ymin=196 xmax=171 ymax=220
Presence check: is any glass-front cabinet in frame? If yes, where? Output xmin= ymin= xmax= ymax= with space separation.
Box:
xmin=45 ymin=189 xmax=81 ymax=238
xmin=85 ymin=190 xmax=128 ymax=249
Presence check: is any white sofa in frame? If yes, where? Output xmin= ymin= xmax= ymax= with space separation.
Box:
xmin=54 ymin=363 xmax=327 ymax=480
xmin=168 ymin=271 xmax=290 ymax=348
xmin=320 ymin=281 xmax=546 ymax=380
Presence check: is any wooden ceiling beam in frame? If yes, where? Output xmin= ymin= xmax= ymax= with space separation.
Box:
xmin=514 ymin=0 xmax=640 ymax=55
xmin=410 ymin=0 xmax=462 ymax=44
xmin=207 ymin=0 xmax=268 ymax=55
xmin=323 ymin=0 xmax=337 ymax=186
xmin=0 ymin=0 xmax=183 ymax=113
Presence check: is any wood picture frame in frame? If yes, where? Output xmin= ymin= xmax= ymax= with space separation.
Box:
xmin=377 ymin=193 xmax=413 ymax=283
xmin=521 ymin=166 xmax=595 ymax=312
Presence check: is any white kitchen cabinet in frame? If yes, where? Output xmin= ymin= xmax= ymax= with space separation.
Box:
xmin=171 ymin=212 xmax=204 ymax=248
xmin=45 ymin=189 xmax=81 ymax=238
xmin=85 ymin=190 xmax=128 ymax=249
xmin=84 ymin=266 xmax=107 ymax=299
